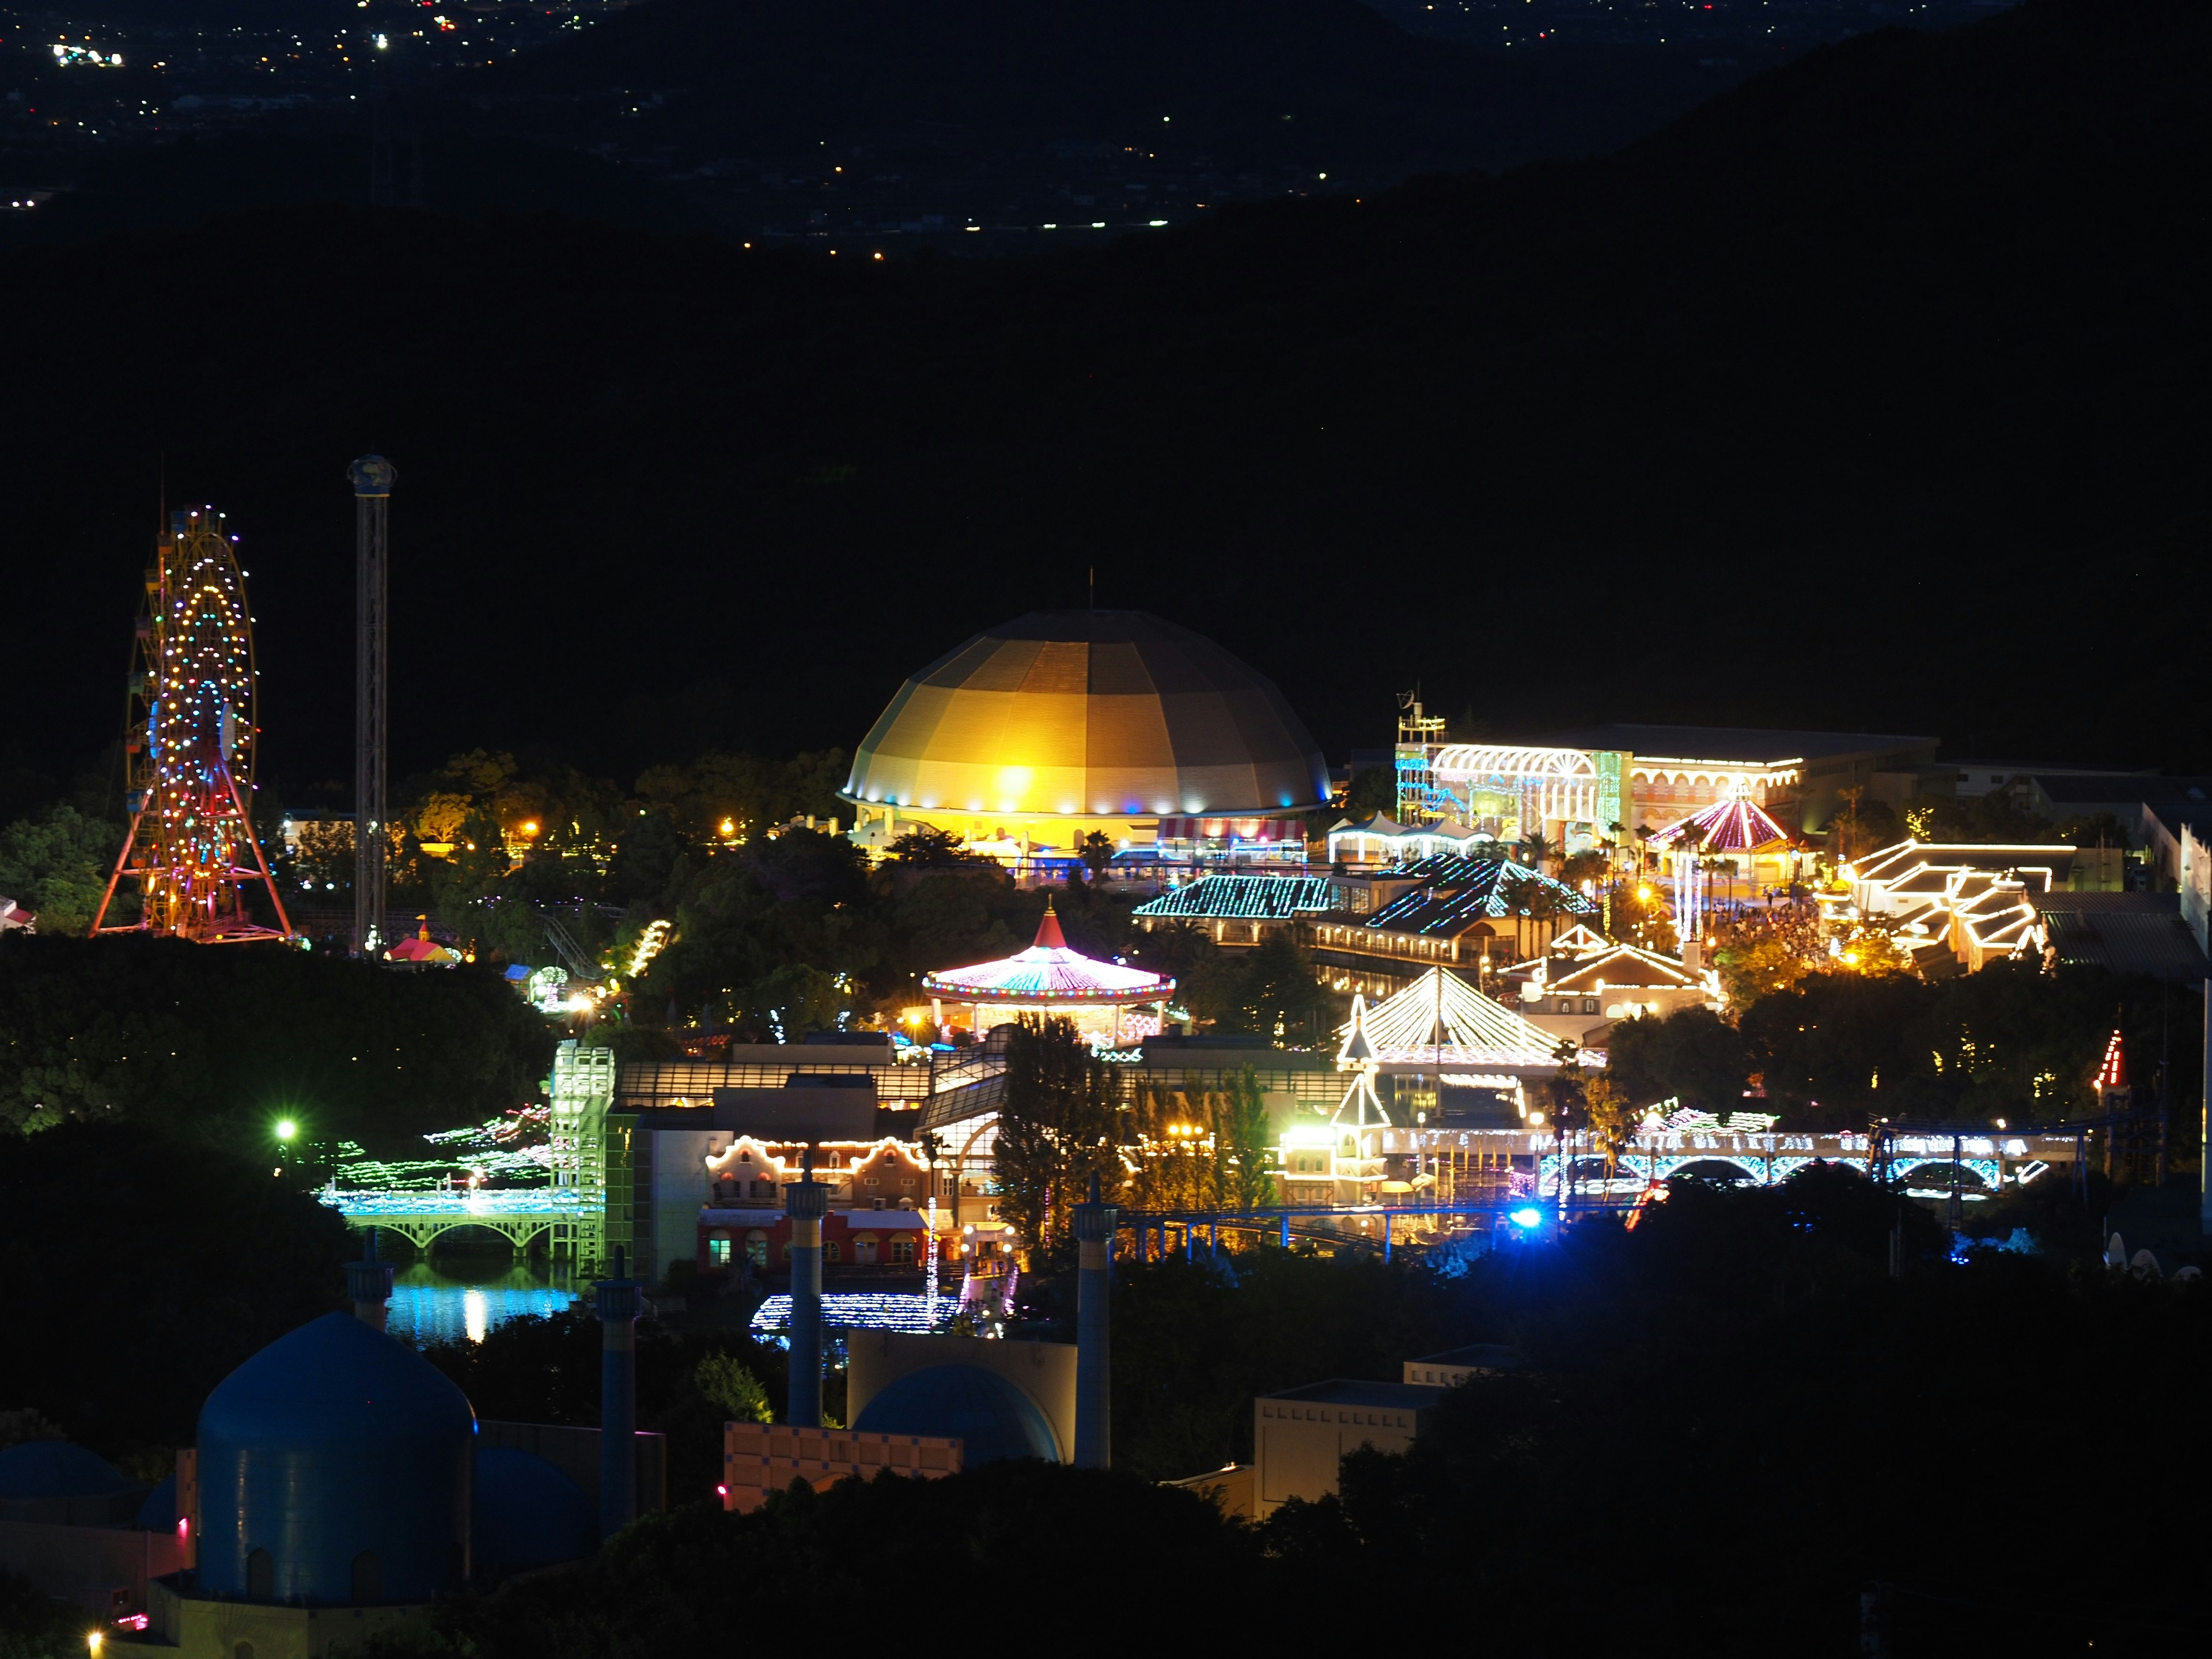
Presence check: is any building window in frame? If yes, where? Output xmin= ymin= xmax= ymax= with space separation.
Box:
xmin=746 ymin=1230 xmax=768 ymax=1267
xmin=824 ymin=1241 xmax=842 ymax=1263
xmin=853 ymin=1233 xmax=879 ymax=1265
xmin=890 ymin=1236 xmax=916 ymax=1264
xmin=709 ymin=1236 xmax=732 ymax=1266
xmin=781 ymin=1241 xmax=793 ymax=1262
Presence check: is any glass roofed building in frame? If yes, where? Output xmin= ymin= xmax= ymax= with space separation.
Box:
xmin=1308 ymin=855 xmax=1597 ymax=999
xmin=840 ymin=611 xmax=1328 ymax=875
xmin=1130 ymin=874 xmax=1343 ymax=945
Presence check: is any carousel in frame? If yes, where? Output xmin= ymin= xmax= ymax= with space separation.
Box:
xmin=921 ymin=901 xmax=1173 ymax=1049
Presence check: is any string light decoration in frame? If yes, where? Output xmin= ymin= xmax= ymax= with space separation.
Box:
xmin=2095 ymin=1029 xmax=2126 ymax=1092
xmin=1646 ymin=794 xmax=1790 ymax=855
xmin=90 ymin=509 xmax=294 ymax=942
xmin=1343 ymin=966 xmax=1601 ymax=1069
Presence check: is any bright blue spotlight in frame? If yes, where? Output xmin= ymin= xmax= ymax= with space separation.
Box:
xmin=1509 ymin=1207 xmax=1543 ymax=1229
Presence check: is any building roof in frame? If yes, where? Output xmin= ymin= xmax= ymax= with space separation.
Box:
xmin=840 ymin=609 xmax=1328 ymax=821
xmin=1262 ymin=1379 xmax=1446 ymax=1410
xmin=1356 ymin=856 xmax=1595 ymax=940
xmin=853 ymin=1363 xmax=1059 ymax=1464
xmin=0 ymin=1441 xmax=129 ymax=1500
xmin=1531 ymin=725 xmax=1937 ymax=766
xmin=2035 ymin=895 xmax=2210 ymax=980
xmin=2031 ymin=774 xmax=2212 ymax=808
xmin=1348 ymin=967 xmax=1594 ymax=1068
xmin=920 ymin=905 xmax=1173 ymax=1006
xmin=1411 ymin=1344 xmax=1529 ymax=1373
xmin=1133 ymin=874 xmax=1342 ymax=920
xmin=1648 ymin=796 xmax=1791 ymax=853
xmin=1544 ymin=944 xmax=1702 ymax=993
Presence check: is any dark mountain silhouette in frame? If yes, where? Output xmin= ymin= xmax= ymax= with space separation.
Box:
xmin=0 ymin=0 xmax=2201 ymax=791
xmin=474 ymin=0 xmax=1748 ymax=176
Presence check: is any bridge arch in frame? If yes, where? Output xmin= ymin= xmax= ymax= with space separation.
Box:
xmin=341 ymin=1213 xmax=557 ymax=1256
xmin=1664 ymin=1156 xmax=1763 ymax=1184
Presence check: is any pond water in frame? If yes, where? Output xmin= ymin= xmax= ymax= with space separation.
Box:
xmin=384 ymin=1257 xmax=579 ymax=1346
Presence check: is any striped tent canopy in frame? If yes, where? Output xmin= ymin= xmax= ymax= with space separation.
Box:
xmin=1647 ymin=796 xmax=1790 ymax=854
xmin=1342 ymin=967 xmax=1603 ymax=1069
xmin=921 ymin=905 xmax=1173 ymax=1006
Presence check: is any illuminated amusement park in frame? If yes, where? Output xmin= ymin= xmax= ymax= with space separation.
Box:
xmin=3 ymin=479 xmax=2209 ymax=1651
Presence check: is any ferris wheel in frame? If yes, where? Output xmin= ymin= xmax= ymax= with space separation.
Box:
xmin=90 ymin=507 xmax=294 ymax=942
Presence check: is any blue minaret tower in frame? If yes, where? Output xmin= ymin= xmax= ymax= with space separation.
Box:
xmin=786 ymin=1146 xmax=828 ymax=1429
xmin=1071 ymin=1172 xmax=1117 ymax=1468
xmin=345 ymin=1227 xmax=395 ymax=1331
xmin=594 ymin=1246 xmax=642 ymax=1539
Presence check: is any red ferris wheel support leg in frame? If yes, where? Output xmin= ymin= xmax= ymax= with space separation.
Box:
xmin=88 ymin=806 xmax=151 ymax=937
xmin=225 ymin=770 xmax=296 ymax=940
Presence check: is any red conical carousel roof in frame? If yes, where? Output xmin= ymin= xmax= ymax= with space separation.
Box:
xmin=921 ymin=901 xmax=1173 ymax=1005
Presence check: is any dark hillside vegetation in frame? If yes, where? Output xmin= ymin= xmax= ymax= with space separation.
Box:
xmin=0 ymin=0 xmax=2201 ymax=790
xmin=470 ymin=0 xmax=1748 ymax=176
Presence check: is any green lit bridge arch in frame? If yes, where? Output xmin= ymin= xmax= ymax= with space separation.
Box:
xmin=323 ymin=1190 xmax=589 ymax=1256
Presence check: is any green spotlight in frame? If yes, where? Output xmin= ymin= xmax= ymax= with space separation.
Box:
xmin=275 ymin=1119 xmax=297 ymax=1142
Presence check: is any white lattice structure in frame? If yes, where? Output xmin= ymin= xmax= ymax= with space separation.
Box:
xmin=548 ymin=1039 xmax=615 ymax=1274
xmin=1431 ymin=745 xmax=1604 ymax=824
xmin=1343 ymin=967 xmax=1603 ymax=1070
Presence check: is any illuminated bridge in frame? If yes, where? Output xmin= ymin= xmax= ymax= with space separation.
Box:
xmin=321 ymin=1188 xmax=589 ymax=1254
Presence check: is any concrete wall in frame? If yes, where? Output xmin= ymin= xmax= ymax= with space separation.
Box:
xmin=0 ymin=1518 xmax=184 ymax=1618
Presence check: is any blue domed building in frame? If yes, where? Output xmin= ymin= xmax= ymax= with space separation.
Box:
xmin=194 ymin=1312 xmax=476 ymax=1607
xmin=853 ymin=1365 xmax=1059 ymax=1465
xmin=844 ymin=1330 xmax=1077 ymax=1471
xmin=0 ymin=1440 xmax=138 ymax=1525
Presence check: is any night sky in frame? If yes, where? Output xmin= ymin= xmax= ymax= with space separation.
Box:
xmin=1 ymin=0 xmax=2203 ymax=801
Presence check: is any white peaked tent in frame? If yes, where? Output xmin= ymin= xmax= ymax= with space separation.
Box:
xmin=1340 ymin=967 xmax=1604 ymax=1069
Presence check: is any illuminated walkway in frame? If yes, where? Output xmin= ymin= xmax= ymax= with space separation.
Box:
xmin=321 ymin=1187 xmax=588 ymax=1253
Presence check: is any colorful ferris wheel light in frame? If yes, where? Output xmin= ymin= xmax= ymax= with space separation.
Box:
xmin=89 ymin=507 xmax=296 ymax=944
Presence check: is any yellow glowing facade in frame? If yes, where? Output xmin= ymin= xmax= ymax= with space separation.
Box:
xmin=842 ymin=611 xmax=1327 ymax=861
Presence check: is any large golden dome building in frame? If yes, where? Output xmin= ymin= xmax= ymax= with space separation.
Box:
xmin=842 ymin=611 xmax=1328 ymax=868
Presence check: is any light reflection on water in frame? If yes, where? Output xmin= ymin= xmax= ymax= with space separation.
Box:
xmin=384 ymin=1260 xmax=578 ymax=1346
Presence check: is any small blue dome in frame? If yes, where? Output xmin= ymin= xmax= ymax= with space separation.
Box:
xmin=135 ymin=1472 xmax=178 ymax=1531
xmin=0 ymin=1441 xmax=128 ymax=1500
xmin=853 ymin=1365 xmax=1059 ymax=1465
xmin=197 ymin=1313 xmax=476 ymax=1607
xmin=472 ymin=1449 xmax=594 ymax=1581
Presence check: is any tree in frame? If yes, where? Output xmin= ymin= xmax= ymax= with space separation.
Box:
xmin=1714 ymin=930 xmax=1821 ymax=1007
xmin=1832 ymin=920 xmax=1912 ymax=978
xmin=1080 ymin=831 xmax=1115 ymax=880
xmin=1580 ymin=1071 xmax=1641 ymax=1184
xmin=692 ymin=1353 xmax=772 ymax=1425
xmin=1123 ymin=1067 xmax=1278 ymax=1214
xmin=1605 ymin=1006 xmax=1749 ymax=1117
xmin=0 ymin=803 xmax=122 ymax=935
xmin=994 ymin=1017 xmax=1124 ymax=1251
xmin=887 ymin=825 xmax=983 ymax=867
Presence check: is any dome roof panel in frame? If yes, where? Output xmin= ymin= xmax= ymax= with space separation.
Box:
xmin=0 ymin=1441 xmax=128 ymax=1500
xmin=845 ymin=611 xmax=1325 ymax=821
xmin=1086 ymin=640 xmax=1156 ymax=696
xmin=852 ymin=1363 xmax=1059 ymax=1464
xmin=472 ymin=1448 xmax=594 ymax=1580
